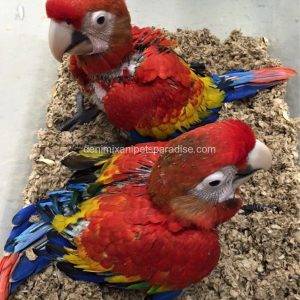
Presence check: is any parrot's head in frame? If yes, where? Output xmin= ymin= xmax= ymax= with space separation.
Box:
xmin=46 ymin=0 xmax=131 ymax=62
xmin=149 ymin=120 xmax=272 ymax=229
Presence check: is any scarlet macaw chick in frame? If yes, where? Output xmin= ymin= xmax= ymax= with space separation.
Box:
xmin=0 ymin=120 xmax=272 ymax=300
xmin=46 ymin=0 xmax=296 ymax=141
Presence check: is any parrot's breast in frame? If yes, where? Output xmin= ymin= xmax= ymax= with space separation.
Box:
xmin=94 ymin=52 xmax=143 ymax=84
xmin=67 ymin=192 xmax=221 ymax=290
xmin=93 ymin=83 xmax=107 ymax=111
xmin=92 ymin=52 xmax=144 ymax=111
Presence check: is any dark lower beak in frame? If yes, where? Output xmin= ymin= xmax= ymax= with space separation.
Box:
xmin=236 ymin=167 xmax=257 ymax=179
xmin=65 ymin=31 xmax=91 ymax=54
xmin=49 ymin=20 xmax=93 ymax=62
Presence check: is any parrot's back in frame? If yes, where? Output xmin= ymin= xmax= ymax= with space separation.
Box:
xmin=92 ymin=27 xmax=225 ymax=141
xmin=71 ymin=26 xmax=295 ymax=142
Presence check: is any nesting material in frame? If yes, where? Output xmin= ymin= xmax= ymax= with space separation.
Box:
xmin=12 ymin=30 xmax=299 ymax=300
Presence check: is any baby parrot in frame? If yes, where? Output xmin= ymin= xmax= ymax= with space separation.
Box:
xmin=0 ymin=120 xmax=272 ymax=300
xmin=46 ymin=0 xmax=296 ymax=141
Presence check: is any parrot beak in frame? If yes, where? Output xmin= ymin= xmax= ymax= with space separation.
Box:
xmin=49 ymin=20 xmax=93 ymax=62
xmin=247 ymin=140 xmax=272 ymax=172
xmin=234 ymin=140 xmax=272 ymax=186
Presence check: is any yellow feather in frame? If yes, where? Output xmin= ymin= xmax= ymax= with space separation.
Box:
xmin=63 ymin=252 xmax=112 ymax=272
xmin=185 ymin=103 xmax=195 ymax=118
xmin=200 ymin=76 xmax=225 ymax=109
xmin=151 ymin=127 xmax=169 ymax=139
xmin=97 ymin=154 xmax=121 ymax=185
xmin=106 ymin=275 xmax=142 ymax=284
xmin=135 ymin=71 xmax=225 ymax=140
xmin=52 ymin=198 xmax=100 ymax=233
xmin=155 ymin=286 xmax=171 ymax=293
xmin=158 ymin=123 xmax=171 ymax=132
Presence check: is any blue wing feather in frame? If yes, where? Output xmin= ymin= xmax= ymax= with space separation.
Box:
xmin=11 ymin=254 xmax=51 ymax=283
xmin=4 ymin=221 xmax=33 ymax=253
xmin=57 ymin=262 xmax=108 ymax=284
xmin=148 ymin=291 xmax=182 ymax=300
xmin=12 ymin=205 xmax=37 ymax=226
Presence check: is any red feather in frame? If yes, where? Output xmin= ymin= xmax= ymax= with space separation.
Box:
xmin=46 ymin=0 xmax=129 ymax=29
xmin=79 ymin=192 xmax=220 ymax=289
xmin=136 ymin=46 xmax=191 ymax=86
xmin=131 ymin=26 xmax=176 ymax=49
xmin=0 ymin=254 xmax=20 ymax=300
xmin=104 ymin=47 xmax=198 ymax=131
xmin=251 ymin=67 xmax=297 ymax=83
xmin=104 ymin=77 xmax=193 ymax=131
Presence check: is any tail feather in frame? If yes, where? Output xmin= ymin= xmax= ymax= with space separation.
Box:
xmin=250 ymin=67 xmax=296 ymax=83
xmin=1 ymin=205 xmax=53 ymax=297
xmin=0 ymin=254 xmax=20 ymax=300
xmin=4 ymin=221 xmax=33 ymax=253
xmin=10 ymin=253 xmax=51 ymax=286
xmin=9 ymin=243 xmax=66 ymax=294
xmin=213 ymin=66 xmax=296 ymax=103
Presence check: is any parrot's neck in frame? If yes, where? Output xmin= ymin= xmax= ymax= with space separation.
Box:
xmin=77 ymin=41 xmax=133 ymax=75
xmin=154 ymin=195 xmax=243 ymax=230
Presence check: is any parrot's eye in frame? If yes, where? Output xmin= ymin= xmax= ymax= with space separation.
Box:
xmin=97 ymin=16 xmax=106 ymax=25
xmin=203 ymin=171 xmax=226 ymax=188
xmin=90 ymin=11 xmax=112 ymax=27
xmin=209 ymin=180 xmax=221 ymax=187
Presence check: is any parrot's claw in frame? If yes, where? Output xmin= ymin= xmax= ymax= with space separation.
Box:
xmin=241 ymin=204 xmax=281 ymax=215
xmin=58 ymin=93 xmax=100 ymax=132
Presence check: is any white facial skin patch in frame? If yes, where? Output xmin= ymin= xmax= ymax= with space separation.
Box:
xmin=82 ymin=11 xmax=116 ymax=54
xmin=191 ymin=166 xmax=238 ymax=203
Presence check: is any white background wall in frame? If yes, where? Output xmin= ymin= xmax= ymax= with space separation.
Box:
xmin=0 ymin=0 xmax=299 ymax=248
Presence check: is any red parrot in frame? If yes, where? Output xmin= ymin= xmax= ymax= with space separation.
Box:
xmin=0 ymin=120 xmax=272 ymax=300
xmin=46 ymin=0 xmax=296 ymax=141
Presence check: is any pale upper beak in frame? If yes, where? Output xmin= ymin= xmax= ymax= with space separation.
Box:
xmin=247 ymin=140 xmax=272 ymax=171
xmin=234 ymin=139 xmax=272 ymax=187
xmin=49 ymin=20 xmax=93 ymax=62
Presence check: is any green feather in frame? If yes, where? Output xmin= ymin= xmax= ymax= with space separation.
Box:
xmin=87 ymin=183 xmax=103 ymax=197
xmin=147 ymin=286 xmax=162 ymax=295
xmin=127 ymin=282 xmax=151 ymax=290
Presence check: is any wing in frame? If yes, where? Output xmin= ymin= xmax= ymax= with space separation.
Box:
xmin=52 ymin=189 xmax=219 ymax=296
xmin=92 ymin=142 xmax=167 ymax=186
xmin=52 ymin=194 xmax=173 ymax=296
xmin=104 ymin=45 xmax=225 ymax=140
xmin=62 ymin=141 xmax=168 ymax=195
xmin=49 ymin=183 xmax=183 ymax=298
